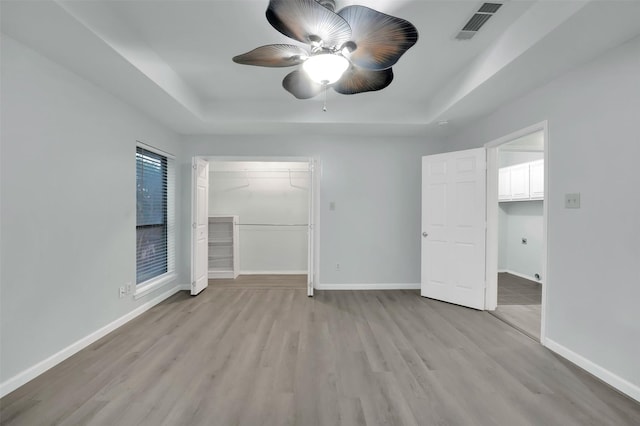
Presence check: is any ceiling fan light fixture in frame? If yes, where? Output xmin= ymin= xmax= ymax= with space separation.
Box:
xmin=233 ymin=0 xmax=418 ymax=99
xmin=302 ymin=54 xmax=350 ymax=84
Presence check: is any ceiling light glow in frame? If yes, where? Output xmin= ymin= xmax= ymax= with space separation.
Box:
xmin=302 ymin=54 xmax=350 ymax=85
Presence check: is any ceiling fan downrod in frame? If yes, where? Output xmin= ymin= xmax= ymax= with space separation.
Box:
xmin=316 ymin=0 xmax=336 ymax=12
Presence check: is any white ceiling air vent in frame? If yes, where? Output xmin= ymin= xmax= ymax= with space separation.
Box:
xmin=456 ymin=2 xmax=503 ymax=40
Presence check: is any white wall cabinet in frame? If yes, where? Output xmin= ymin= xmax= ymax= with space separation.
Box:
xmin=529 ymin=160 xmax=544 ymax=199
xmin=499 ymin=160 xmax=544 ymax=202
xmin=208 ymin=215 xmax=239 ymax=279
xmin=509 ymin=163 xmax=530 ymax=200
xmin=498 ymin=168 xmax=511 ymax=200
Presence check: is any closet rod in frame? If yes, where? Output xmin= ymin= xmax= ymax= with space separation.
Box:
xmin=236 ymin=223 xmax=308 ymax=227
xmin=212 ymin=169 xmax=309 ymax=173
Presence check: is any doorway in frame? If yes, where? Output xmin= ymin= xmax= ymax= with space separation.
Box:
xmin=485 ymin=123 xmax=548 ymax=342
xmin=191 ymin=157 xmax=319 ymax=297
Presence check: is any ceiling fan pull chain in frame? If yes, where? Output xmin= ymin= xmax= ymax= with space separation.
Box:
xmin=323 ymin=83 xmax=328 ymax=112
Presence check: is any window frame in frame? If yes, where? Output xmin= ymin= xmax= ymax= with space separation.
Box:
xmin=135 ymin=142 xmax=176 ymax=298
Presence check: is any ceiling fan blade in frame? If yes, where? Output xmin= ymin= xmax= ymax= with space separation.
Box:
xmin=233 ymin=44 xmax=309 ymax=67
xmin=267 ymin=0 xmax=352 ymax=47
xmin=283 ymin=70 xmax=324 ymax=99
xmin=333 ymin=66 xmax=393 ymax=95
xmin=337 ymin=5 xmax=418 ymax=70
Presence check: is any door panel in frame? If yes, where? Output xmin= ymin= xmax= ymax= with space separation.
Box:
xmin=421 ymin=148 xmax=486 ymax=310
xmin=427 ymin=183 xmax=447 ymax=226
xmin=191 ymin=158 xmax=209 ymax=296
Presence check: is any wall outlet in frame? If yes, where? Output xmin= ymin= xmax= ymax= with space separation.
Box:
xmin=336 ymin=263 xmax=340 ymax=271
xmin=119 ymin=286 xmax=125 ymax=298
xmin=126 ymin=282 xmax=132 ymax=295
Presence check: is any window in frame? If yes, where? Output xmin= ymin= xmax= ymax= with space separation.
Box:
xmin=136 ymin=145 xmax=175 ymax=289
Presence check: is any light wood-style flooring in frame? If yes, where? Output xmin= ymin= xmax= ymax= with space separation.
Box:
xmin=497 ymin=272 xmax=542 ymax=305
xmin=493 ymin=273 xmax=542 ymax=340
xmin=2 ymin=286 xmax=639 ymax=425
xmin=493 ymin=304 xmax=542 ymax=341
xmin=208 ymin=274 xmax=306 ymax=289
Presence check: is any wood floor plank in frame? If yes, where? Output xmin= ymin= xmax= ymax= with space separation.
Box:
xmin=493 ymin=305 xmax=542 ymax=340
xmin=497 ymin=273 xmax=542 ymax=305
xmin=209 ymin=274 xmax=306 ymax=289
xmin=2 ymin=285 xmax=639 ymax=426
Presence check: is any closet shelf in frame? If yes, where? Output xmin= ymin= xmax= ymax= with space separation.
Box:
xmin=208 ymin=215 xmax=239 ymax=279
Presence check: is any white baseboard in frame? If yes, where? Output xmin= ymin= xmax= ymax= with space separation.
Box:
xmin=0 ymin=285 xmax=184 ymax=398
xmin=545 ymin=339 xmax=640 ymax=402
xmin=240 ymin=270 xmax=307 ymax=275
xmin=498 ymin=269 xmax=543 ymax=284
xmin=315 ymin=283 xmax=421 ymax=291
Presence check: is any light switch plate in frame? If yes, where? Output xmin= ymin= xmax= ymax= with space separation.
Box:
xmin=565 ymin=193 xmax=581 ymax=209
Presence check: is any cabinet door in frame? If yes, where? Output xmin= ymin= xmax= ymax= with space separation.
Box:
xmin=510 ymin=163 xmax=530 ymax=200
xmin=498 ymin=168 xmax=511 ymax=201
xmin=529 ymin=160 xmax=544 ymax=199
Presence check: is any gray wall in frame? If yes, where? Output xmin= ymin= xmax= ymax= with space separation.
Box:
xmin=447 ymin=36 xmax=640 ymax=389
xmin=499 ymin=151 xmax=543 ymax=168
xmin=182 ymin=135 xmax=445 ymax=285
xmin=0 ymin=37 xmax=185 ymax=383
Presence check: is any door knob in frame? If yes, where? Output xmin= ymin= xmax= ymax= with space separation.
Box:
xmin=422 ymin=232 xmax=428 ymax=237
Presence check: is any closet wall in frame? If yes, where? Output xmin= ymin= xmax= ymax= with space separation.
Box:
xmin=209 ymin=161 xmax=309 ymax=275
xmin=498 ymin=151 xmax=544 ymax=281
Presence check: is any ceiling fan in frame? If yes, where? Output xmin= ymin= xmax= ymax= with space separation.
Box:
xmin=233 ymin=0 xmax=418 ymax=101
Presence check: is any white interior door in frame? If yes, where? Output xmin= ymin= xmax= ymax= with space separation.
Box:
xmin=191 ymin=157 xmax=209 ymax=296
xmin=421 ymin=148 xmax=486 ymax=310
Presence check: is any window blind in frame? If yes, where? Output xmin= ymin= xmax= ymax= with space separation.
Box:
xmin=136 ymin=146 xmax=174 ymax=284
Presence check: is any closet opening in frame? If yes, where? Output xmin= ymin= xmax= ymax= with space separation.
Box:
xmin=485 ymin=124 xmax=547 ymax=342
xmin=191 ymin=157 xmax=319 ymax=296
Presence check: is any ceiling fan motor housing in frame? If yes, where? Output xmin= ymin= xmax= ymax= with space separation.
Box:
xmin=316 ymin=0 xmax=336 ymax=12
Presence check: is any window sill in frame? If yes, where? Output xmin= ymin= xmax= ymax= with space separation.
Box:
xmin=135 ymin=272 xmax=177 ymax=300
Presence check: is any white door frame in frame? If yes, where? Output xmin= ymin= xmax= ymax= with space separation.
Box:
xmin=191 ymin=157 xmax=209 ymax=295
xmin=484 ymin=121 xmax=549 ymax=344
xmin=190 ymin=155 xmax=321 ymax=295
